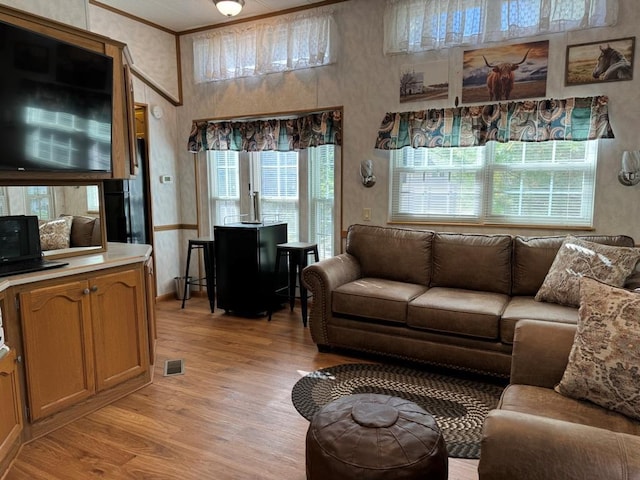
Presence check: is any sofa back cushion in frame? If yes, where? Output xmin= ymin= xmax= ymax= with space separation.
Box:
xmin=512 ymin=234 xmax=635 ymax=296
xmin=346 ymin=224 xmax=433 ymax=285
xmin=431 ymin=233 xmax=512 ymax=294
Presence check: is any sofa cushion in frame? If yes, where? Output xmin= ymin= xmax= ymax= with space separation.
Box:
xmin=625 ymin=261 xmax=640 ymax=290
xmin=333 ymin=278 xmax=427 ymax=324
xmin=66 ymin=215 xmax=97 ymax=247
xmin=346 ymin=224 xmax=433 ymax=285
xmin=513 ymin=234 xmax=636 ymax=296
xmin=500 ymin=296 xmax=578 ymax=344
xmin=39 ymin=216 xmax=73 ymax=250
xmin=407 ymin=287 xmax=509 ymax=340
xmin=535 ymin=236 xmax=640 ymax=307
xmin=555 ymin=278 xmax=640 ymax=421
xmin=499 ymin=384 xmax=640 ymax=436
xmin=91 ymin=218 xmax=102 ymax=246
xmin=431 ymin=233 xmax=512 ymax=295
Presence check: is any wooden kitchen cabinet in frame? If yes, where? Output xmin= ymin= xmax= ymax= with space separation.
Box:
xmin=0 ymin=348 xmax=23 ymax=474
xmin=19 ymin=266 xmax=149 ymax=421
xmin=91 ymin=268 xmax=148 ymax=391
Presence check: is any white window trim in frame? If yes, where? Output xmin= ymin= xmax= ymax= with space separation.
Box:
xmin=201 ymin=145 xmax=340 ymax=259
xmin=389 ymin=141 xmax=598 ymax=228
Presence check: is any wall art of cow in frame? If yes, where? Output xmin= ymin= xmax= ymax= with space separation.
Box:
xmin=483 ymin=49 xmax=530 ymax=101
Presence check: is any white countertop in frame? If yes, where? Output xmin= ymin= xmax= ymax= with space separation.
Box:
xmin=0 ymin=242 xmax=152 ymax=293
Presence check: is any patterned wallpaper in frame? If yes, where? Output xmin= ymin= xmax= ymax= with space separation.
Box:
xmin=88 ymin=4 xmax=180 ymax=102
xmin=0 ymin=0 xmax=88 ymax=28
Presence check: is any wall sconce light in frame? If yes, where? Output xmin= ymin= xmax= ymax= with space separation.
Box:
xmin=213 ymin=0 xmax=245 ymax=17
xmin=360 ymin=159 xmax=376 ymax=188
xmin=618 ymin=150 xmax=640 ymax=186
xmin=151 ymin=105 xmax=163 ymax=119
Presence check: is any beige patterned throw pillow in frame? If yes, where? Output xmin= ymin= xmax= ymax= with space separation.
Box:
xmin=535 ymin=236 xmax=640 ymax=307
xmin=555 ymin=277 xmax=640 ymax=421
xmin=39 ymin=216 xmax=73 ymax=250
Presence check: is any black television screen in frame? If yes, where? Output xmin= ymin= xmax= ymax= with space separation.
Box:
xmin=0 ymin=20 xmax=113 ymax=173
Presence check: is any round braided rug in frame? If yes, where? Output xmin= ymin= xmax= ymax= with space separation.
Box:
xmin=291 ymin=363 xmax=505 ymax=459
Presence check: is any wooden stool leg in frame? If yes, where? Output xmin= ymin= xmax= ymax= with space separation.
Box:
xmin=299 ymin=250 xmax=310 ymax=327
xmin=202 ymin=243 xmax=215 ymax=313
xmin=181 ymin=243 xmax=193 ymax=309
xmin=268 ymin=249 xmax=284 ymax=321
xmin=288 ymin=251 xmax=297 ymax=312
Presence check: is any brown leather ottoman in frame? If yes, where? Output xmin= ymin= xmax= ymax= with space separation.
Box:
xmin=305 ymin=393 xmax=448 ymax=479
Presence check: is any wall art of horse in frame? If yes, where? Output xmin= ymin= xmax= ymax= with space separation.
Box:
xmin=566 ymin=37 xmax=635 ymax=86
xmin=593 ymin=44 xmax=633 ymax=80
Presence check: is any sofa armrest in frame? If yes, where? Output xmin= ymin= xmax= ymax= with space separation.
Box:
xmin=302 ymin=253 xmax=361 ymax=345
xmin=510 ymin=319 xmax=576 ymax=388
xmin=479 ymin=410 xmax=640 ymax=480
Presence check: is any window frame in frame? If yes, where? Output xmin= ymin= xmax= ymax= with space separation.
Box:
xmin=389 ymin=140 xmax=598 ymax=228
xmin=205 ymin=144 xmax=338 ymax=259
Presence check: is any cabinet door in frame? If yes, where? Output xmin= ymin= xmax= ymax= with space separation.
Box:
xmin=20 ymin=281 xmax=95 ymax=421
xmin=145 ymin=258 xmax=157 ymax=364
xmin=0 ymin=349 xmax=22 ymax=467
xmin=215 ymin=227 xmax=260 ymax=313
xmin=90 ymin=268 xmax=149 ymax=391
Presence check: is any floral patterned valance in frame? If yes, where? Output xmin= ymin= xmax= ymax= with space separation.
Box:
xmin=188 ymin=110 xmax=342 ymax=153
xmin=374 ymin=96 xmax=614 ymax=150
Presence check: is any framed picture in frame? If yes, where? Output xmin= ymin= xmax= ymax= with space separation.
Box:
xmin=462 ymin=40 xmax=548 ymax=104
xmin=565 ymin=37 xmax=634 ymax=86
xmin=399 ymin=61 xmax=449 ymax=103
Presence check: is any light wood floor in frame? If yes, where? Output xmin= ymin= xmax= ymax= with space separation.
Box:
xmin=5 ymin=296 xmax=479 ymax=480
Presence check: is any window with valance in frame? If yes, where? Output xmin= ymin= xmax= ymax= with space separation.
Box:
xmin=188 ymin=110 xmax=342 ymax=153
xmin=376 ymin=97 xmax=614 ymax=227
xmin=188 ymin=110 xmax=341 ymax=258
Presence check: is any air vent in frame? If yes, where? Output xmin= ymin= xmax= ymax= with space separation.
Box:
xmin=163 ymin=359 xmax=185 ymax=376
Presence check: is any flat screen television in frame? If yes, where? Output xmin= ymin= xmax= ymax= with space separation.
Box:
xmin=0 ymin=19 xmax=113 ymax=173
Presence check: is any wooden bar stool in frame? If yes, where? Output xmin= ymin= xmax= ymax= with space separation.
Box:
xmin=270 ymin=242 xmax=319 ymax=326
xmin=181 ymin=238 xmax=215 ymax=313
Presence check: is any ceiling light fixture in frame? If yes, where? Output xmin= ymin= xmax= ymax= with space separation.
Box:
xmin=213 ymin=0 xmax=245 ymax=17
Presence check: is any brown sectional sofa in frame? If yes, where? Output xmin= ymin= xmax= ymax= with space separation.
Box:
xmin=302 ymin=224 xmax=636 ymax=377
xmin=478 ymin=319 xmax=640 ymax=479
xmin=39 ymin=214 xmax=102 ymax=251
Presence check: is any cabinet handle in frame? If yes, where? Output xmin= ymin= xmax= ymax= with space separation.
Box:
xmin=83 ymin=288 xmax=90 ymax=295
xmin=91 ymin=285 xmax=99 ymax=292
xmin=16 ymin=355 xmax=22 ymax=364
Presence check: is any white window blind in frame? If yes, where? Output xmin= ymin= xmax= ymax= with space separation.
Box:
xmin=25 ymin=186 xmax=53 ymax=220
xmin=390 ymin=140 xmax=597 ymax=227
xmin=384 ymin=0 xmax=618 ymax=54
xmin=86 ymin=185 xmax=100 ymax=213
xmin=256 ymin=151 xmax=300 ymax=240
xmin=0 ymin=187 xmax=7 ymax=216
xmin=208 ymin=151 xmax=241 ymax=224
xmin=193 ymin=10 xmax=336 ymax=83
xmin=308 ymin=146 xmax=335 ymax=260
xmin=486 ymin=141 xmax=597 ymax=225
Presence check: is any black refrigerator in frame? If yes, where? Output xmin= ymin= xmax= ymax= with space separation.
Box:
xmin=103 ymin=138 xmax=150 ymax=244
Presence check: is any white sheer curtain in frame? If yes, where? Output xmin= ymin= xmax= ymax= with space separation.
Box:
xmin=384 ymin=0 xmax=618 ymax=54
xmin=193 ymin=10 xmax=336 ymax=83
